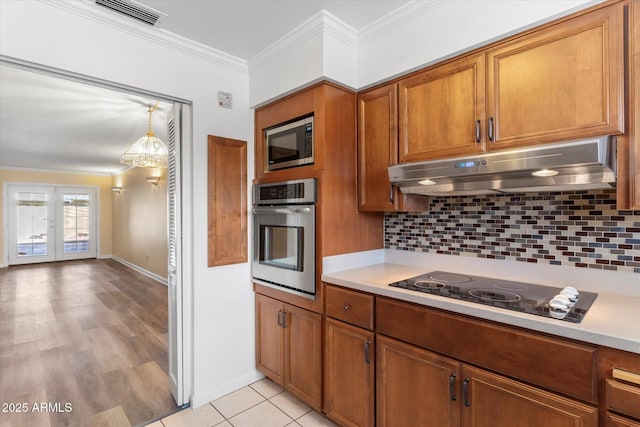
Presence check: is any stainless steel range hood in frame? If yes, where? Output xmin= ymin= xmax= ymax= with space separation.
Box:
xmin=388 ymin=137 xmax=616 ymax=196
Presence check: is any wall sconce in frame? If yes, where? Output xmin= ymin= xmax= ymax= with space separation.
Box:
xmin=146 ymin=176 xmax=160 ymax=186
xmin=111 ymin=186 xmax=122 ymax=193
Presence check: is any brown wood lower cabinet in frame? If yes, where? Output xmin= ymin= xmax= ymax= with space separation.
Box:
xmin=324 ymin=317 xmax=375 ymax=427
xmin=255 ymin=293 xmax=322 ymax=410
xmin=376 ymin=334 xmax=597 ymax=427
xmin=607 ymin=413 xmax=640 ymax=427
xmin=320 ymin=285 xmax=638 ymax=427
xmin=461 ymin=365 xmax=598 ymax=427
xmin=377 ymin=334 xmax=460 ymax=427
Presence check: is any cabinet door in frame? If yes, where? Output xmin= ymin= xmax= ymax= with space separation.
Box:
xmin=377 ymin=335 xmax=461 ymax=427
xmin=486 ymin=4 xmax=624 ymax=150
xmin=607 ymin=412 xmax=640 ymax=427
xmin=398 ymin=53 xmax=485 ymax=162
xmin=461 ymin=365 xmax=597 ymax=427
xmin=324 ymin=318 xmax=374 ymax=427
xmin=284 ymin=304 xmax=322 ymax=410
xmin=629 ymin=0 xmax=640 ymax=210
xmin=357 ymin=83 xmax=399 ymax=212
xmin=255 ymin=294 xmax=285 ymax=385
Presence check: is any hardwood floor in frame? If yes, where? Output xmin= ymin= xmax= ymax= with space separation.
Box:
xmin=0 ymin=259 xmax=178 ymax=427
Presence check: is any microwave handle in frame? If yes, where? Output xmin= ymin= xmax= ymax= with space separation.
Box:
xmin=253 ymin=207 xmax=313 ymax=215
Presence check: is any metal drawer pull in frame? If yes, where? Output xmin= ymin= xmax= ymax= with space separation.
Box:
xmin=613 ymin=368 xmax=640 ymax=385
xmin=449 ymin=373 xmax=457 ymax=401
xmin=488 ymin=117 xmax=494 ymax=141
xmin=343 ymin=304 xmax=350 ymax=310
xmin=463 ymin=378 xmax=471 ymax=406
xmin=364 ymin=340 xmax=371 ymax=364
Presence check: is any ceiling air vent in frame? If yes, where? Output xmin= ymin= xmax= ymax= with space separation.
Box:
xmin=95 ymin=0 xmax=166 ymax=26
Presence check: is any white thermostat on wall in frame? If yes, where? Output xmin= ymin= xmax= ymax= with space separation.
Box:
xmin=218 ymin=91 xmax=232 ymax=109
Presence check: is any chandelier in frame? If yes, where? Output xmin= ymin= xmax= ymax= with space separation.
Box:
xmin=120 ymin=102 xmax=168 ymax=168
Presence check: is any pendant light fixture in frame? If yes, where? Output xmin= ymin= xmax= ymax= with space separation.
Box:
xmin=120 ymin=102 xmax=168 ymax=168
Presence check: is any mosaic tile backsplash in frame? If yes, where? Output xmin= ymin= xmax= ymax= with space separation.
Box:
xmin=384 ymin=189 xmax=640 ymax=273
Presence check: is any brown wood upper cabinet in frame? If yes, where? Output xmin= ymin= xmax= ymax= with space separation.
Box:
xmin=357 ymin=83 xmax=399 ymax=211
xmin=486 ymin=3 xmax=624 ymax=149
xmin=357 ymin=83 xmax=429 ymax=212
xmin=398 ymin=53 xmax=486 ymax=162
xmin=397 ymin=3 xmax=624 ymax=161
xmin=357 ymin=2 xmax=626 ymax=212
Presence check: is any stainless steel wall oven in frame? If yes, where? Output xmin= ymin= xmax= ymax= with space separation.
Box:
xmin=252 ymin=178 xmax=316 ymax=298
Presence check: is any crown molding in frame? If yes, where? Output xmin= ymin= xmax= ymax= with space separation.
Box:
xmin=0 ymin=166 xmax=114 ymax=177
xmin=248 ymin=10 xmax=357 ymax=70
xmin=42 ymin=0 xmax=248 ymax=73
xmin=358 ymin=0 xmax=446 ymax=48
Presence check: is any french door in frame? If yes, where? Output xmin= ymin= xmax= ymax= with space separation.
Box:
xmin=7 ymin=185 xmax=97 ymax=265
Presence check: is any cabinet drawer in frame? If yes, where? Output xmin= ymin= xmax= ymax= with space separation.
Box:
xmin=606 ymin=376 xmax=640 ymax=420
xmin=325 ymin=285 xmax=374 ymax=330
xmin=376 ymin=297 xmax=597 ymax=403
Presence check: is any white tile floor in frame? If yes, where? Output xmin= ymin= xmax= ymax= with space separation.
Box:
xmin=145 ymin=378 xmax=338 ymax=427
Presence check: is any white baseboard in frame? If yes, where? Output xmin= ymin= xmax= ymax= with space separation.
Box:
xmin=111 ymin=255 xmax=168 ymax=286
xmin=191 ymin=370 xmax=265 ymax=408
xmin=97 ymin=254 xmax=112 ymax=260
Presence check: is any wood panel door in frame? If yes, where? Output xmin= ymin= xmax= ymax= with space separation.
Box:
xmin=461 ymin=365 xmax=598 ymax=427
xmin=284 ymin=303 xmax=322 ymax=411
xmin=324 ymin=318 xmax=375 ymax=427
xmin=606 ymin=413 xmax=640 ymax=427
xmin=486 ymin=3 xmax=624 ymax=150
xmin=377 ymin=334 xmax=461 ymax=427
xmin=398 ymin=53 xmax=485 ymax=162
xmin=207 ymin=135 xmax=247 ymax=267
xmin=357 ymin=83 xmax=399 ymax=212
xmin=255 ymin=294 xmax=285 ymax=385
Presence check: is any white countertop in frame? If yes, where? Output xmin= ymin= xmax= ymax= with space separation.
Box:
xmin=322 ymin=263 xmax=640 ymax=354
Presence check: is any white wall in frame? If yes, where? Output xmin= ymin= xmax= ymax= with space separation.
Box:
xmin=248 ymin=10 xmax=357 ymax=107
xmin=357 ymin=0 xmax=602 ymax=88
xmin=0 ymin=0 xmax=259 ymax=407
xmin=248 ymin=0 xmax=602 ymax=106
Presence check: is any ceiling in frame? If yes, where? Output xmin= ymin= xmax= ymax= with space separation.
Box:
xmin=0 ymin=65 xmax=172 ymax=175
xmin=141 ymin=0 xmax=410 ymax=59
xmin=0 ymin=0 xmax=409 ymax=175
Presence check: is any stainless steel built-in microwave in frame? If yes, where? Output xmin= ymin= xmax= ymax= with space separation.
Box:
xmin=264 ymin=115 xmax=314 ymax=171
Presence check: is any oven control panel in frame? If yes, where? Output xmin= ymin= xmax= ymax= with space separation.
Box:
xmin=254 ymin=178 xmax=316 ymax=205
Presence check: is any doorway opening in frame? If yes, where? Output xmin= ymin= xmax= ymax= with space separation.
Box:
xmin=0 ymin=56 xmax=193 ymax=423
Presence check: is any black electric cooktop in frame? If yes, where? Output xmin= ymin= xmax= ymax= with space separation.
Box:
xmin=388 ymin=271 xmax=597 ymax=323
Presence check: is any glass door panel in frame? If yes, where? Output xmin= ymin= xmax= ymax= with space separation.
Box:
xmin=8 ymin=186 xmax=56 ymax=264
xmin=63 ymin=193 xmax=90 ymax=254
xmin=56 ymin=188 xmax=97 ymax=261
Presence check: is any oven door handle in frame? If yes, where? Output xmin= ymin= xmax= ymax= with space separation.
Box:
xmin=253 ymin=207 xmax=313 ymax=215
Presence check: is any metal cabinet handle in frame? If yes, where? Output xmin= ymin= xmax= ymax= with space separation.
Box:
xmin=343 ymin=304 xmax=350 ymax=311
xmin=282 ymin=311 xmax=287 ymax=328
xmin=463 ymin=378 xmax=471 ymax=407
xmin=389 ymin=187 xmax=394 ymax=203
xmin=277 ymin=310 xmax=283 ymax=327
xmin=364 ymin=340 xmax=371 ymax=364
xmin=449 ymin=373 xmax=457 ymax=401
xmin=488 ymin=117 xmax=494 ymax=142
xmin=475 ymin=120 xmax=481 ymax=143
